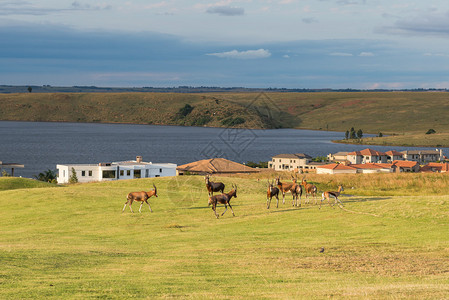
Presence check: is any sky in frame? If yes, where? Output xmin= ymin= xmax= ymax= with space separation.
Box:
xmin=1 ymin=0 xmax=449 ymax=89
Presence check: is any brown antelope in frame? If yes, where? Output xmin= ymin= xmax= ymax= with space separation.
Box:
xmin=208 ymin=184 xmax=237 ymax=218
xmin=275 ymin=176 xmax=301 ymax=207
xmin=291 ymin=179 xmax=303 ymax=207
xmin=302 ymin=178 xmax=318 ymax=204
xmin=320 ymin=185 xmax=344 ymax=209
xmin=205 ymin=175 xmax=225 ymax=196
xmin=266 ymin=180 xmax=280 ymax=209
xmin=122 ymin=183 xmax=158 ymax=213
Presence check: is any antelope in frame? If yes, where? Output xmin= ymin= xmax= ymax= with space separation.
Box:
xmin=320 ymin=185 xmax=344 ymax=209
xmin=208 ymin=184 xmax=237 ymax=218
xmin=205 ymin=175 xmax=225 ymax=196
xmin=302 ymin=178 xmax=318 ymax=204
xmin=275 ymin=176 xmax=301 ymax=207
xmin=122 ymin=183 xmax=158 ymax=213
xmin=266 ymin=180 xmax=280 ymax=209
xmin=291 ymin=179 xmax=303 ymax=207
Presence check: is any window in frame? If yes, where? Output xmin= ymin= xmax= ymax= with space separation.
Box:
xmin=81 ymin=171 xmax=86 ymax=176
xmin=134 ymin=170 xmax=141 ymax=179
xmin=145 ymin=169 xmax=149 ymax=177
xmin=88 ymin=170 xmax=92 ymax=176
xmin=102 ymin=170 xmax=116 ymax=179
xmin=120 ymin=170 xmax=124 ymax=176
xmin=127 ymin=170 xmax=131 ymax=176
xmin=159 ymin=168 xmax=162 ymax=173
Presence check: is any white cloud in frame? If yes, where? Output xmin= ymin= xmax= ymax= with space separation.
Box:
xmin=329 ymin=52 xmax=353 ymax=56
xmin=359 ymin=52 xmax=374 ymax=56
xmin=207 ymin=49 xmax=271 ymax=59
xmin=206 ymin=6 xmax=244 ymax=16
xmin=283 ymin=54 xmax=290 ymax=58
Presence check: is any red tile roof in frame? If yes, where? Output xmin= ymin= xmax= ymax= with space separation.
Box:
xmin=421 ymin=162 xmax=449 ymax=172
xmin=385 ymin=150 xmax=404 ymax=156
xmin=317 ymin=163 xmax=357 ymax=170
xmin=347 ymin=148 xmax=387 ymax=156
xmin=392 ymin=160 xmax=419 ymax=168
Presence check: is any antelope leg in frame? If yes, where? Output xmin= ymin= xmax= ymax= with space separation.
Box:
xmin=222 ymin=204 xmax=228 ymax=216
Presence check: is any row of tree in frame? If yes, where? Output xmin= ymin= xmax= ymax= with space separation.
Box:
xmin=345 ymin=127 xmax=363 ymax=140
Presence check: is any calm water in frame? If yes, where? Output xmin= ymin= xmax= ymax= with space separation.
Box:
xmin=0 ymin=121 xmax=446 ymax=178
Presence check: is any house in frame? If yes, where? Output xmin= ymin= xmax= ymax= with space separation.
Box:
xmin=391 ymin=160 xmax=420 ymax=172
xmin=268 ymin=153 xmax=313 ymax=171
xmin=57 ymin=156 xmax=176 ymax=183
xmin=316 ymin=163 xmax=358 ymax=174
xmin=176 ymin=158 xmax=260 ymax=175
xmin=420 ymin=162 xmax=449 ymax=173
xmin=350 ymin=163 xmax=394 ymax=173
xmin=384 ymin=150 xmax=404 ymax=162
xmin=327 ymin=152 xmax=349 ymax=163
xmin=401 ymin=149 xmax=444 ymax=163
xmin=347 ymin=149 xmax=388 ymax=164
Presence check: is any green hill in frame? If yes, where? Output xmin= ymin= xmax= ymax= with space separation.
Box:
xmin=0 ymin=177 xmax=59 ymax=191
xmin=1 ymin=174 xmax=449 ymax=298
xmin=2 ymin=91 xmax=449 ymax=145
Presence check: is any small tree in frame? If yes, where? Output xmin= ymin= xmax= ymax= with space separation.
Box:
xmin=357 ymin=129 xmax=363 ymax=139
xmin=27 ymin=86 xmax=32 ymax=93
xmin=350 ymin=128 xmax=357 ymax=139
xmin=34 ymin=169 xmax=57 ymax=183
xmin=1 ymin=170 xmax=11 ymax=177
xmin=345 ymin=130 xmax=349 ymax=140
xmin=68 ymin=167 xmax=78 ymax=184
xmin=378 ymin=132 xmax=383 ymax=137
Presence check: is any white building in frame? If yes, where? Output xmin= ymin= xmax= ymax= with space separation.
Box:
xmin=57 ymin=156 xmax=176 ymax=183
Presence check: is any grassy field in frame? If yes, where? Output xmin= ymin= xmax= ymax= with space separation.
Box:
xmin=1 ymin=174 xmax=449 ymax=299
xmin=2 ymin=91 xmax=449 ymax=146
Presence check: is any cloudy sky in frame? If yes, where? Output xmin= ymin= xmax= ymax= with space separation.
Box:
xmin=2 ymin=0 xmax=449 ymax=89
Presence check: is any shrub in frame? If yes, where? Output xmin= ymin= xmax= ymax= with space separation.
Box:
xmin=68 ymin=167 xmax=78 ymax=184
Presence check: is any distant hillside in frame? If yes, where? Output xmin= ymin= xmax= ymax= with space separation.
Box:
xmin=2 ymin=91 xmax=449 ymax=146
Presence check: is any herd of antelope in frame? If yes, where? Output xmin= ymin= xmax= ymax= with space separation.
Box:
xmin=122 ymin=174 xmax=344 ymax=218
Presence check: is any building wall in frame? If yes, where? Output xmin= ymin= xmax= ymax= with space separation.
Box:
xmin=57 ymin=163 xmax=177 ymax=183
xmin=316 ymin=168 xmax=357 ymax=175
xmin=269 ymin=157 xmax=311 ymax=171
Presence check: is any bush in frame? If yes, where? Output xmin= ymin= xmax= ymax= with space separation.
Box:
xmin=179 ymin=104 xmax=194 ymax=117
xmin=426 ymin=129 xmax=436 ymax=134
xmin=68 ymin=167 xmax=78 ymax=184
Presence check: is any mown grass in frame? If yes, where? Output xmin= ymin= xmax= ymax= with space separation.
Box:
xmin=1 ymin=174 xmax=449 ymax=299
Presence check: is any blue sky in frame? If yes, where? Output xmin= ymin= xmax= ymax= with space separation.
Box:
xmin=1 ymin=0 xmax=449 ymax=89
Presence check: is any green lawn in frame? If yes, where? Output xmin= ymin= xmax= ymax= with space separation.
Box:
xmin=1 ymin=175 xmax=449 ymax=299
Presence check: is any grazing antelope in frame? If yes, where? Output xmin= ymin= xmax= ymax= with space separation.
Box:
xmin=320 ymin=185 xmax=344 ymax=209
xmin=205 ymin=175 xmax=225 ymax=196
xmin=275 ymin=176 xmax=301 ymax=206
xmin=266 ymin=180 xmax=280 ymax=209
xmin=122 ymin=183 xmax=158 ymax=213
xmin=302 ymin=178 xmax=318 ymax=204
xmin=208 ymin=184 xmax=237 ymax=218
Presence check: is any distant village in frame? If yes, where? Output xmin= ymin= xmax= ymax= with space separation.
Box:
xmin=1 ymin=148 xmax=447 ymax=183
xmin=269 ymin=148 xmax=447 ymax=174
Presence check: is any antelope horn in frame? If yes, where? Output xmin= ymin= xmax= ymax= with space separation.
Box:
xmin=153 ymin=183 xmax=157 ymax=193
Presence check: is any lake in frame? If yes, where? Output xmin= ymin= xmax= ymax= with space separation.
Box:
xmin=0 ymin=121 xmax=445 ymax=178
